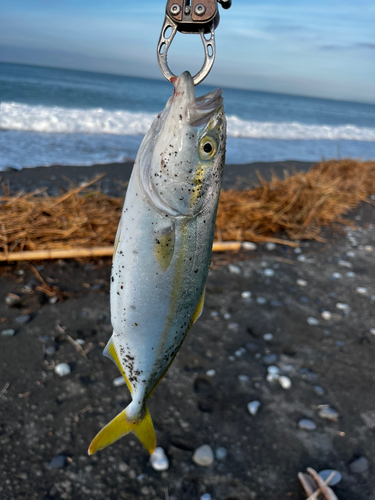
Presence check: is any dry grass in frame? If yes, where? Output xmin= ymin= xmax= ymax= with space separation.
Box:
xmin=0 ymin=159 xmax=374 ymax=256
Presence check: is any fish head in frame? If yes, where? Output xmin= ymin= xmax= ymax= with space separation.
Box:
xmin=139 ymin=71 xmax=226 ymax=217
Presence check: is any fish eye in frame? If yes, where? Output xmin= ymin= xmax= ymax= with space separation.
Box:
xmin=199 ymin=136 xmax=217 ymax=160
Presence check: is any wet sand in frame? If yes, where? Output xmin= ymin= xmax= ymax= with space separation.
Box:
xmin=0 ymin=161 xmax=374 ymax=500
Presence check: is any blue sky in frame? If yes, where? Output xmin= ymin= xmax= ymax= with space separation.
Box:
xmin=0 ymin=0 xmax=374 ymax=103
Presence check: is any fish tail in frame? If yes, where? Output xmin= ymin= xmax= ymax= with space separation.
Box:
xmin=88 ymin=403 xmax=156 ymax=455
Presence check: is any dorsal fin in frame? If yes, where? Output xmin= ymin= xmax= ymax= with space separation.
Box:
xmin=103 ymin=337 xmax=133 ymax=394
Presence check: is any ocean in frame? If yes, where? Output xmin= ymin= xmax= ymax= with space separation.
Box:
xmin=1 ymin=62 xmax=375 ymax=170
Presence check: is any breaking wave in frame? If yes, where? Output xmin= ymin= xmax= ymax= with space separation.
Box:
xmin=2 ymin=102 xmax=375 ymax=141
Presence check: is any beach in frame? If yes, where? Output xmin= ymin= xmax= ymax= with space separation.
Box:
xmin=1 ymin=160 xmax=375 ymax=500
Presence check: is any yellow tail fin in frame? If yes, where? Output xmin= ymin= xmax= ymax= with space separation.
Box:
xmin=88 ymin=404 xmax=156 ymax=455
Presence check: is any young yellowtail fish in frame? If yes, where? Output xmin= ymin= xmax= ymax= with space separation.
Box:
xmin=88 ymin=71 xmax=226 ymax=455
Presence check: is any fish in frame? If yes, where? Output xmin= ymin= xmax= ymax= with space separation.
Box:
xmin=88 ymin=71 xmax=226 ymax=456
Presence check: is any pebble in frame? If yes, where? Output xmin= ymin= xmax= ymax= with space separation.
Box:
xmin=256 ymin=297 xmax=267 ymax=305
xmin=346 ymin=271 xmax=356 ymax=278
xmin=318 ymin=405 xmax=339 ymax=422
xmin=263 ymin=333 xmax=273 ymax=341
xmin=5 ymin=295 xmax=20 ymax=306
xmin=349 ymin=456 xmax=369 ymax=474
xmin=238 ymin=374 xmax=249 ymax=382
xmin=313 ymin=385 xmax=325 ymax=396
xmin=228 ymin=322 xmax=240 ymax=331
xmin=48 ymin=455 xmax=67 ymax=469
xmin=241 ymin=291 xmax=252 ymax=299
xmin=235 ymin=347 xmax=246 ymax=357
xmin=200 ymin=495 xmax=211 ymax=500
xmin=332 ymin=272 xmax=342 ymax=279
xmin=338 ymin=259 xmax=352 ymax=268
xmin=150 ymin=447 xmax=169 ymax=471
xmin=279 ymin=376 xmax=292 ymax=390
xmin=206 ymin=369 xmax=216 ymax=377
xmin=49 ymin=296 xmax=58 ymax=304
xmin=215 ymin=447 xmax=227 ymax=460
xmin=372 ymin=295 xmax=375 ymax=301
xmin=266 ymin=373 xmax=279 ymax=383
xmin=298 ymin=419 xmax=317 ymax=431
xmin=336 ymin=303 xmax=350 ymax=312
xmin=266 ymin=242 xmax=276 ymax=251
xmin=192 ymin=445 xmax=214 ymax=467
xmin=263 ymin=354 xmax=278 ymax=365
xmin=113 ymin=376 xmax=126 ymax=387
xmin=242 ymin=241 xmax=257 ymax=251
xmin=76 ymin=339 xmax=85 ymax=345
xmin=54 ymin=363 xmax=71 ymax=377
xmin=1 ymin=329 xmax=16 ymax=336
xmin=264 ymin=269 xmax=275 ymax=277
xmin=307 ymin=317 xmax=319 ymax=326
xmin=364 ymin=245 xmax=373 ymax=252
xmin=45 ymin=345 xmax=56 ymax=355
xmin=294 ymin=247 xmax=302 ymax=254
xmin=356 ymin=287 xmax=367 ymax=295
xmin=318 ymin=469 xmax=342 ymax=486
xmin=267 ymin=366 xmax=280 ymax=375
xmin=247 ymin=400 xmax=261 ymax=416
xmin=15 ymin=314 xmax=31 ymax=324
xmin=210 ymin=311 xmax=219 ymax=318
xmin=297 ymin=255 xmax=306 ymax=262
xmin=228 ymin=264 xmax=241 ymax=275
xmin=370 ymin=329 xmax=375 ymax=336
xmin=321 ymin=311 xmax=332 ymax=320
xmin=297 ymin=279 xmax=308 ymax=286
xmin=223 ymin=312 xmax=232 ymax=320
xmin=15 ymin=269 xmax=25 ymax=275
xmin=346 ymin=250 xmax=356 ymax=257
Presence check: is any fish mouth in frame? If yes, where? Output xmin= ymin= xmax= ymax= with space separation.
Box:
xmin=173 ymin=71 xmax=223 ymax=127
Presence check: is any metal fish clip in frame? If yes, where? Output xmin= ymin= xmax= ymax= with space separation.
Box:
xmin=157 ymin=0 xmax=232 ymax=86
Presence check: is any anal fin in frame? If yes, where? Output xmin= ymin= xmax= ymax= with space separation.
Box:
xmin=103 ymin=338 xmax=133 ymax=394
xmin=191 ymin=286 xmax=206 ymax=325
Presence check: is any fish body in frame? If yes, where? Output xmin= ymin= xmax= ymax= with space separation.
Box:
xmin=89 ymin=71 xmax=226 ymax=455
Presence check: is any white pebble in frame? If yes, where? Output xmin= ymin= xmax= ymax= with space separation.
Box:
xmin=247 ymin=400 xmax=261 ymax=416
xmin=297 ymin=255 xmax=306 ymax=262
xmin=215 ymin=447 xmax=227 ymax=460
xmin=336 ymin=303 xmax=350 ymax=312
xmin=241 ymin=291 xmax=252 ymax=299
xmin=370 ymin=329 xmax=375 ymax=336
xmin=346 ymin=251 xmax=356 ymax=257
xmin=332 ymin=273 xmax=342 ymax=279
xmin=279 ymin=375 xmax=292 ymax=390
xmin=356 ymin=287 xmax=367 ymax=295
xmin=210 ymin=311 xmax=219 ymax=318
xmin=294 ymin=247 xmax=302 ymax=254
xmin=200 ymin=494 xmax=211 ymax=500
xmin=150 ymin=447 xmax=169 ymax=471
xmin=346 ymin=271 xmax=356 ymax=278
xmin=54 ymin=363 xmax=71 ymax=377
xmin=242 ymin=241 xmax=257 ymax=251
xmin=228 ymin=355 xmax=235 ymax=361
xmin=113 ymin=376 xmax=126 ymax=387
xmin=256 ymin=297 xmax=267 ymax=305
xmin=338 ymin=260 xmax=352 ymax=268
xmin=76 ymin=338 xmax=85 ymax=345
xmin=267 ymin=365 xmax=280 ymax=375
xmin=263 ymin=333 xmax=273 ymax=341
xmin=238 ymin=374 xmax=249 ymax=382
xmin=206 ymin=369 xmax=216 ymax=377
xmin=228 ymin=322 xmax=239 ymax=331
xmin=297 ymin=279 xmax=308 ymax=286
xmin=264 ymin=268 xmax=275 ymax=277
xmin=307 ymin=317 xmax=319 ymax=326
xmin=364 ymin=245 xmax=373 ymax=252
xmin=223 ymin=312 xmax=232 ymax=320
xmin=298 ymin=419 xmax=317 ymax=431
xmin=228 ymin=264 xmax=241 ymax=275
xmin=193 ymin=445 xmax=214 ymax=467
xmin=321 ymin=311 xmax=332 ymax=320
xmin=266 ymin=242 xmax=276 ymax=251
xmin=267 ymin=373 xmax=279 ymax=383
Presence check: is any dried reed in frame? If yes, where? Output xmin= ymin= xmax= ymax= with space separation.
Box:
xmin=0 ymin=159 xmax=374 ymax=259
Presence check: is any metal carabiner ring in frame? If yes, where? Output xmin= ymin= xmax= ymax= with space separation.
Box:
xmin=157 ymin=16 xmax=216 ymax=86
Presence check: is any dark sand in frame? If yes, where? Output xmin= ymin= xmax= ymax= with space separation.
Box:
xmin=0 ymin=161 xmax=374 ymax=500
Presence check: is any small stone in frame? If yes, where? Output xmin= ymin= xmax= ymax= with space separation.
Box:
xmin=318 ymin=469 xmax=342 ymax=486
xmin=223 ymin=312 xmax=232 ymax=320
xmin=346 ymin=250 xmax=356 ymax=257
xmin=228 ymin=355 xmax=235 ymax=361
xmin=256 ymin=297 xmax=267 ymax=305
xmin=228 ymin=264 xmax=241 ymax=275
xmin=113 ymin=376 xmax=126 ymax=387
xmin=294 ymin=247 xmax=302 ymax=254
xmin=45 ymin=345 xmax=56 ymax=355
xmin=200 ymin=494 xmax=211 ymax=500
xmin=307 ymin=317 xmax=319 ymax=326
xmin=5 ymin=294 xmax=20 ymax=306
xmin=15 ymin=314 xmax=31 ymax=324
xmin=313 ymin=385 xmax=325 ymax=396
xmin=264 ymin=269 xmax=275 ymax=277
xmin=332 ymin=272 xmax=342 ymax=279
xmin=297 ymin=279 xmax=308 ymax=286
xmin=279 ymin=376 xmax=292 ymax=390
xmin=1 ymin=329 xmax=16 ymax=336
xmin=321 ymin=311 xmax=332 ymax=320
xmin=228 ymin=322 xmax=240 ymax=331
xmin=235 ymin=347 xmax=246 ymax=357
xmin=356 ymin=287 xmax=367 ymax=295
xmin=193 ymin=445 xmax=214 ymax=467
xmin=118 ymin=462 xmax=129 ymax=473
xmin=49 ymin=455 xmax=67 ymax=469
xmin=241 ymin=291 xmax=252 ymax=299
xmin=54 ymin=363 xmax=71 ymax=377
xmin=242 ymin=242 xmax=257 ymax=251
xmin=336 ymin=303 xmax=350 ymax=312
xmin=76 ymin=339 xmax=85 ymax=345
xmin=49 ymin=296 xmax=58 ymax=304
xmin=206 ymin=369 xmax=216 ymax=377
xmin=263 ymin=333 xmax=273 ymax=341
xmin=267 ymin=372 xmax=279 ymax=383
xmin=150 ymin=447 xmax=169 ymax=471
xmin=215 ymin=447 xmax=227 ymax=460
xmin=297 ymin=255 xmax=306 ymax=262
xmin=318 ymin=405 xmax=339 ymax=422
xmin=370 ymin=329 xmax=375 ymax=336
xmin=210 ymin=311 xmax=219 ymax=318
xmin=15 ymin=269 xmax=25 ymax=275
xmin=338 ymin=260 xmax=352 ymax=268
xmin=349 ymin=456 xmax=369 ymax=474
xmin=266 ymin=242 xmax=276 ymax=251
xmin=238 ymin=374 xmax=249 ymax=382
xmin=268 ymin=366 xmax=280 ymax=375
xmin=364 ymin=245 xmax=373 ymax=252
xmin=346 ymin=271 xmax=355 ymax=278
xmin=298 ymin=419 xmax=317 ymax=431
xmin=263 ymin=354 xmax=278 ymax=365
xmin=247 ymin=400 xmax=261 ymax=416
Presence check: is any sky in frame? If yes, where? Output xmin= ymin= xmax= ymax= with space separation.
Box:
xmin=0 ymin=0 xmax=374 ymax=103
